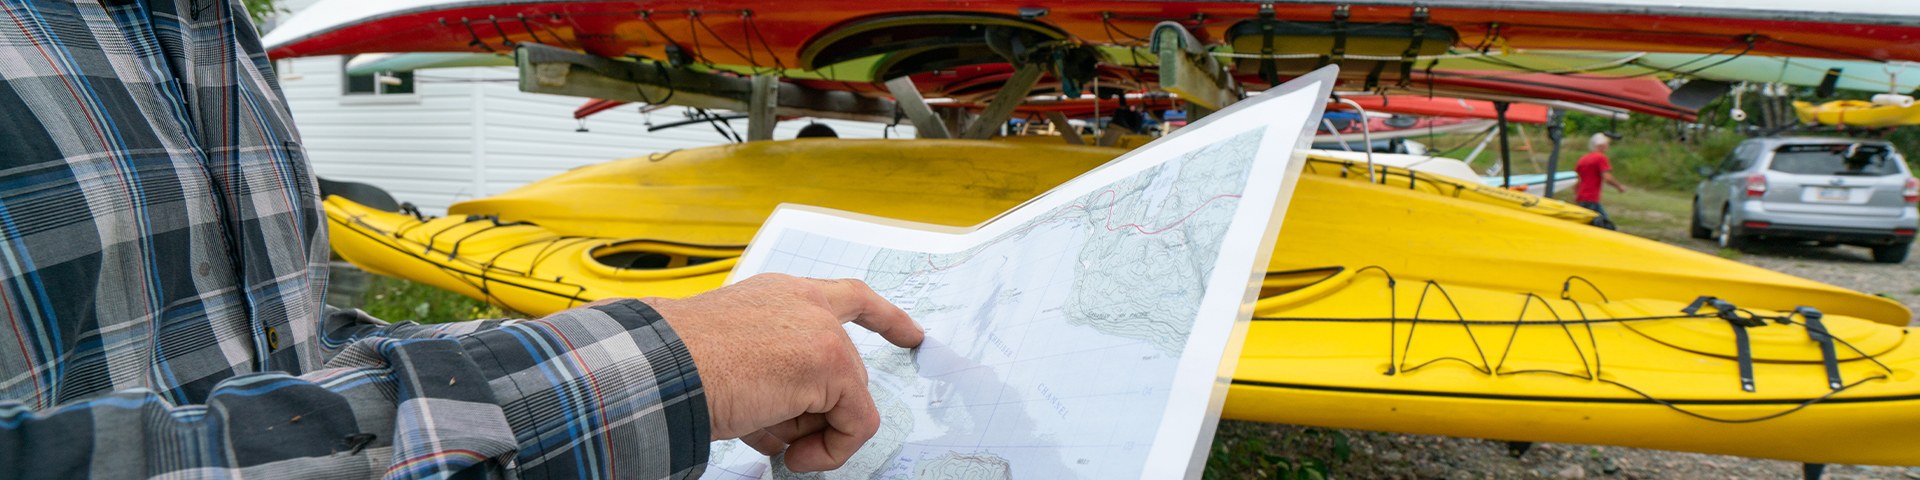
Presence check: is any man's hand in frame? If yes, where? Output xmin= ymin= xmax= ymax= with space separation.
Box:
xmin=640 ymin=273 xmax=923 ymax=473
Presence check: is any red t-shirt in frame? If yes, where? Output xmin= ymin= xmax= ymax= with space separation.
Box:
xmin=1574 ymin=151 xmax=1611 ymax=203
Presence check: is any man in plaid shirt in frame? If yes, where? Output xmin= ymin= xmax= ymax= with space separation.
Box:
xmin=0 ymin=0 xmax=920 ymax=478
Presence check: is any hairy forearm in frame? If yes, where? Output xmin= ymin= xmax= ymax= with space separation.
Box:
xmin=0 ymin=302 xmax=708 ymax=480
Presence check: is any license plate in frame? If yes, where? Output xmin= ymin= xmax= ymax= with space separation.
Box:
xmin=1814 ymin=187 xmax=1849 ymax=202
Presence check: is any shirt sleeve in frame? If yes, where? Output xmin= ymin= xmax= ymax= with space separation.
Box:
xmin=0 ymin=299 xmax=708 ymax=480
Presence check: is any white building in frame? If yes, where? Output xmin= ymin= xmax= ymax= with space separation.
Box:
xmin=270 ymin=0 xmax=909 ymax=214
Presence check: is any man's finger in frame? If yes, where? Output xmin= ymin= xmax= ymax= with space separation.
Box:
xmin=781 ymin=381 xmax=881 ymax=472
xmin=763 ymin=413 xmax=829 ymax=443
xmin=742 ymin=430 xmax=785 ymax=456
xmin=809 ymin=278 xmax=923 ymax=348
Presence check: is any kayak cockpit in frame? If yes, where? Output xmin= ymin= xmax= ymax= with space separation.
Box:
xmin=584 ymin=240 xmax=741 ymax=279
xmin=1256 ymin=266 xmax=1354 ymax=311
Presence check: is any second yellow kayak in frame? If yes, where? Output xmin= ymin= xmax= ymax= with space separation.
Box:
xmin=1794 ymin=99 xmax=1920 ymax=127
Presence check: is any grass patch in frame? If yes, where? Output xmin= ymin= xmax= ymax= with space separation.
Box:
xmin=1909 ymin=287 xmax=1920 ymax=296
xmin=361 ymin=275 xmax=519 ymax=324
xmin=1546 ymin=186 xmax=1699 ymax=241
xmin=1715 ymin=248 xmax=1743 ymax=259
xmin=1585 ymin=188 xmax=1693 ymax=220
xmin=1204 ymin=427 xmax=1347 ymax=480
xmin=1603 ymin=129 xmax=1744 ymax=192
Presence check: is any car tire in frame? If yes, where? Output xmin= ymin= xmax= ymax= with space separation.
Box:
xmin=1717 ymin=207 xmax=1746 ymax=251
xmin=1689 ymin=198 xmax=1712 ymax=239
xmin=1871 ymin=243 xmax=1911 ymax=264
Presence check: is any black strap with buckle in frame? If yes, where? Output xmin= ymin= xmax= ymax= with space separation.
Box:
xmin=1258 ymin=5 xmax=1280 ymax=86
xmin=1398 ymin=8 xmax=1430 ymax=87
xmin=1731 ymin=323 xmax=1756 ymax=392
xmin=1682 ymin=296 xmax=1763 ymax=393
xmin=1795 ymin=306 xmax=1844 ymax=390
xmin=1321 ymin=6 xmax=1350 ymax=68
xmin=1365 ymin=61 xmax=1388 ymax=90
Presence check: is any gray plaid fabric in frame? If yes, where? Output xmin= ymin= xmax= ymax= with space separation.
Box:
xmin=0 ymin=0 xmax=707 ymax=478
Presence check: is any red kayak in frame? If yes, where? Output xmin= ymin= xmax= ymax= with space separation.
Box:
xmin=264 ymin=0 xmax=1910 ymax=120
xmin=266 ymin=1 xmax=1920 ymax=65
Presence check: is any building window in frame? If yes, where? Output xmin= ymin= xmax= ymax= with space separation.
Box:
xmin=342 ymin=58 xmax=414 ymax=96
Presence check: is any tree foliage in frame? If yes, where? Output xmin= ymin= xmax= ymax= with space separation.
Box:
xmin=1555 ymin=83 xmax=1920 ymax=190
xmin=239 ymin=0 xmax=280 ymax=31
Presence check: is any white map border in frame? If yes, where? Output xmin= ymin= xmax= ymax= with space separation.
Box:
xmin=727 ymin=67 xmax=1338 ymax=479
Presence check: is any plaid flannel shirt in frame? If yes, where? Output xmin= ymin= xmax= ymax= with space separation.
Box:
xmin=0 ymin=0 xmax=708 ymax=478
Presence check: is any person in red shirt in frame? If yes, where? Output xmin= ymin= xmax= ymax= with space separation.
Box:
xmin=1574 ymin=133 xmax=1630 ymax=229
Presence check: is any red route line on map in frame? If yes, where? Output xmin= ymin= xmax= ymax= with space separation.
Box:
xmin=913 ymin=190 xmax=1243 ymax=275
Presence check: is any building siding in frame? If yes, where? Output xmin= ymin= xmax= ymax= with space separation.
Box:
xmin=278 ymin=52 xmax=911 ymax=214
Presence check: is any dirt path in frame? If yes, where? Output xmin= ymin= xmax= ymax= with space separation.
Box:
xmin=1209 ymin=188 xmax=1919 ymax=479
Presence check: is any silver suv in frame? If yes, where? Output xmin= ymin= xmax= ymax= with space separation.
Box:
xmin=1690 ymin=137 xmax=1919 ymax=263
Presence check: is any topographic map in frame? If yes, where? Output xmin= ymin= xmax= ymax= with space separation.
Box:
xmin=701 ymin=73 xmax=1327 ymax=480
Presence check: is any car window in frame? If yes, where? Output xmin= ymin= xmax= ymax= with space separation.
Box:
xmin=1716 ymin=149 xmax=1743 ymax=173
xmin=1769 ymin=144 xmax=1902 ymax=176
xmin=1716 ymin=145 xmax=1752 ymax=173
xmin=1736 ymin=144 xmax=1761 ymax=170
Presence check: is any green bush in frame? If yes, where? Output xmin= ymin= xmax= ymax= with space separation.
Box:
xmin=1555 ymin=85 xmax=1920 ymax=192
xmin=1422 ymin=113 xmax=1744 ymax=192
xmin=1602 ymin=126 xmax=1744 ymax=191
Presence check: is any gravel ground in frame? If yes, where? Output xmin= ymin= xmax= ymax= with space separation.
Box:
xmin=1604 ymin=198 xmax=1920 ymax=327
xmin=1213 ymin=421 xmax=1920 ymax=480
xmin=1212 ymin=188 xmax=1920 ymax=479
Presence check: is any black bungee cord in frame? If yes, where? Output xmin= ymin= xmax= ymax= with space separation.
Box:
xmin=1252 ymin=266 xmax=1899 ymax=423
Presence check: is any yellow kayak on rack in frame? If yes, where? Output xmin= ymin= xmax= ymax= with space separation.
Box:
xmin=326 ymin=139 xmax=1918 ymax=466
xmin=1794 ymin=99 xmax=1920 ymax=127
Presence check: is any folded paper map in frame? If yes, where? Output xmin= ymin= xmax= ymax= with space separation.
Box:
xmin=702 ymin=68 xmax=1336 ymax=480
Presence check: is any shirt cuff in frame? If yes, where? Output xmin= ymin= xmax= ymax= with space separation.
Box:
xmin=461 ymin=299 xmax=710 ymax=479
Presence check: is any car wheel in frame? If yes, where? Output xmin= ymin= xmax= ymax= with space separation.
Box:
xmin=1717 ymin=207 xmax=1746 ymax=250
xmin=1871 ymin=243 xmax=1911 ymax=264
xmin=1689 ymin=198 xmax=1711 ymax=239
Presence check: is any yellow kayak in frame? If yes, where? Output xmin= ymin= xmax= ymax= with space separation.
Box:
xmin=422 ymin=140 xmax=1899 ymax=323
xmin=995 ymin=135 xmax=1600 ymax=222
xmin=1300 ymin=155 xmax=1598 ymax=223
xmin=1239 ymin=266 xmax=1920 ymax=466
xmin=450 ymin=140 xmax=1118 ymax=244
xmin=1794 ymin=99 xmax=1920 ymax=127
xmin=326 ymin=200 xmax=735 ymax=309
xmin=327 ymin=139 xmax=1918 ymax=466
xmin=452 ymin=139 xmax=1593 ymax=247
